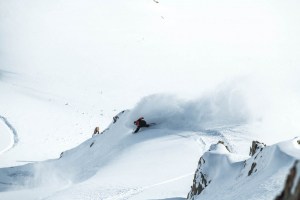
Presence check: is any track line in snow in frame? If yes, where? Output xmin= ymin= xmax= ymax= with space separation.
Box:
xmin=175 ymin=132 xmax=207 ymax=153
xmin=103 ymin=188 xmax=143 ymax=200
xmin=105 ymin=131 xmax=223 ymax=200
xmin=103 ymin=173 xmax=194 ymax=200
xmin=204 ymin=129 xmax=235 ymax=152
xmin=0 ymin=115 xmax=18 ymax=154
xmin=143 ymin=173 xmax=194 ymax=189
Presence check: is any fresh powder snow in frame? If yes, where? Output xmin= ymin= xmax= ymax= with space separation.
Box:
xmin=1 ymin=0 xmax=300 ymax=200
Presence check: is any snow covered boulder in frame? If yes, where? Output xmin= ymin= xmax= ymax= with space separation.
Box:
xmin=275 ymin=161 xmax=300 ymax=200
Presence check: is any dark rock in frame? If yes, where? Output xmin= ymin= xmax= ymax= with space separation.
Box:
xmin=198 ymin=157 xmax=205 ymax=165
xmin=248 ymin=162 xmax=257 ymax=176
xmin=93 ymin=127 xmax=100 ymax=135
xmin=275 ymin=161 xmax=300 ymax=200
xmin=217 ymin=141 xmax=231 ymax=152
xmin=187 ymin=155 xmax=210 ymax=199
xmin=90 ymin=142 xmax=95 ymax=148
xmin=249 ymin=141 xmax=266 ymax=156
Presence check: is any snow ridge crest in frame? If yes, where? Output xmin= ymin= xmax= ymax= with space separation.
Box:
xmin=187 ymin=138 xmax=300 ymax=200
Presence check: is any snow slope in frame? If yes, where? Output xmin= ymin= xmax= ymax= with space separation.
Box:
xmin=187 ymin=138 xmax=300 ymax=200
xmin=0 ymin=99 xmax=298 ymax=200
xmin=0 ymin=101 xmax=256 ymax=200
xmin=1 ymin=0 xmax=300 ymax=167
xmin=0 ymin=68 xmax=121 ymax=167
xmin=1 ymin=0 xmax=300 ymax=199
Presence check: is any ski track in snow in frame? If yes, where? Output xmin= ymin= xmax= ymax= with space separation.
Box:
xmin=102 ymin=173 xmax=194 ymax=200
xmin=105 ymin=128 xmax=237 ymax=200
xmin=204 ymin=129 xmax=236 ymax=152
xmin=115 ymin=127 xmax=239 ymax=200
xmin=174 ymin=128 xmax=236 ymax=154
xmin=42 ymin=174 xmax=194 ymax=200
xmin=175 ymin=132 xmax=206 ymax=151
xmin=0 ymin=115 xmax=18 ymax=154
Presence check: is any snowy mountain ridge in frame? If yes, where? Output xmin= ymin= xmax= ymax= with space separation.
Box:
xmin=0 ymin=103 xmax=299 ymax=199
xmin=187 ymin=138 xmax=300 ymax=200
xmin=1 ymin=0 xmax=300 ymax=199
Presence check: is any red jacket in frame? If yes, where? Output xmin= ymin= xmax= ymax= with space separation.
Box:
xmin=134 ymin=117 xmax=144 ymax=126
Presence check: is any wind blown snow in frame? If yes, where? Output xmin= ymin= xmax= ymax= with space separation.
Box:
xmin=127 ymin=84 xmax=249 ymax=131
xmin=1 ymin=0 xmax=300 ymax=199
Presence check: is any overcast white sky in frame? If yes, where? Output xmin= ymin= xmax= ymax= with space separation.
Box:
xmin=1 ymin=1 xmax=299 ymax=77
xmin=1 ymin=0 xmax=300 ymax=135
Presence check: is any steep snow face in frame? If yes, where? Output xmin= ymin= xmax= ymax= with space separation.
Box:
xmin=0 ymin=105 xmax=255 ymax=200
xmin=0 ymin=93 xmax=298 ymax=200
xmin=187 ymin=138 xmax=300 ymax=200
xmin=2 ymin=0 xmax=300 ymax=169
xmin=0 ymin=77 xmax=251 ymax=168
xmin=0 ymin=110 xmax=203 ymax=199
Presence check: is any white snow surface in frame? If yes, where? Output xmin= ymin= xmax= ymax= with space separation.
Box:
xmin=1 ymin=0 xmax=300 ymax=166
xmin=0 ymin=108 xmax=250 ymax=200
xmin=0 ymin=107 xmax=299 ymax=200
xmin=1 ymin=0 xmax=300 ymax=199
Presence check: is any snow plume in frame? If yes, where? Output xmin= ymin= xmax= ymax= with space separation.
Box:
xmin=242 ymin=70 xmax=300 ymax=144
xmin=127 ymin=70 xmax=300 ymax=144
xmin=127 ymin=83 xmax=250 ymax=131
xmin=31 ymin=162 xmax=71 ymax=187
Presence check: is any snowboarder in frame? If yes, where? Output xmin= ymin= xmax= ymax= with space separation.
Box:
xmin=133 ymin=117 xmax=150 ymax=133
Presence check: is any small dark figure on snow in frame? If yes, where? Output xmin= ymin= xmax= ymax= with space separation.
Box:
xmin=93 ymin=126 xmax=100 ymax=136
xmin=133 ymin=117 xmax=150 ymax=133
xmin=113 ymin=115 xmax=119 ymax=123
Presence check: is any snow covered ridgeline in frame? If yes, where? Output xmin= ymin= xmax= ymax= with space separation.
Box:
xmin=187 ymin=138 xmax=300 ymax=200
xmin=0 ymin=110 xmax=130 ymax=191
xmin=0 ymin=108 xmax=203 ymax=199
xmin=0 ymin=89 xmax=299 ymax=200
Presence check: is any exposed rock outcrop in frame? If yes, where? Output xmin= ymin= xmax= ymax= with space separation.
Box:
xmin=243 ymin=140 xmax=266 ymax=176
xmin=249 ymin=140 xmax=266 ymax=156
xmin=217 ymin=140 xmax=231 ymax=152
xmin=248 ymin=162 xmax=257 ymax=176
xmin=275 ymin=161 xmax=300 ymax=200
xmin=187 ymin=156 xmax=209 ymax=200
xmin=187 ymin=141 xmax=230 ymax=200
xmin=187 ymin=139 xmax=298 ymax=200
